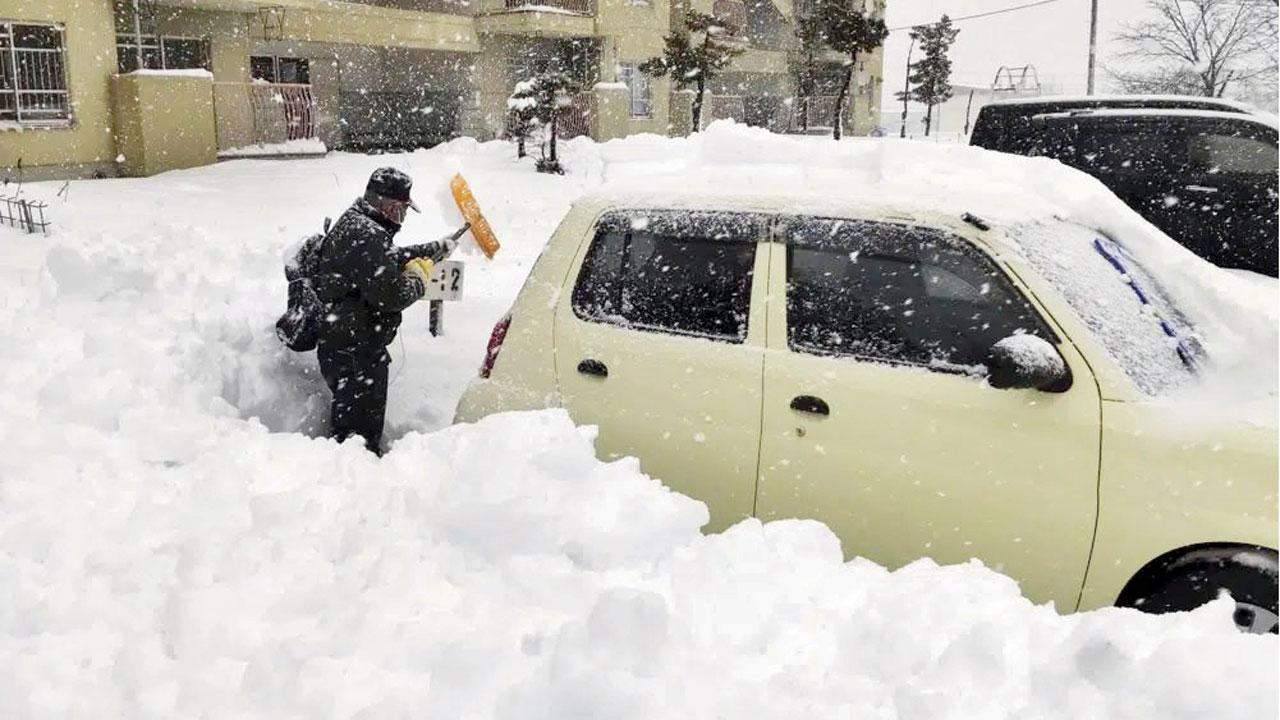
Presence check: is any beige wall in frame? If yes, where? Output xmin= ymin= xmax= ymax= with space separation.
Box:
xmin=0 ymin=0 xmax=119 ymax=179
xmin=112 ymin=74 xmax=218 ymax=177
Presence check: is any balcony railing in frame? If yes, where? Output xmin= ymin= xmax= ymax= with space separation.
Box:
xmin=506 ymin=91 xmax=592 ymax=140
xmin=505 ymin=0 xmax=593 ymax=14
xmin=712 ymin=0 xmax=746 ymax=37
xmin=704 ymin=94 xmax=745 ymax=126
xmin=792 ymin=95 xmax=839 ymax=130
xmin=213 ymin=82 xmax=317 ymax=152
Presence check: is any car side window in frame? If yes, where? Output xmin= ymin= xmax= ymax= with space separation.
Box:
xmin=783 ymin=218 xmax=1053 ymax=370
xmin=572 ymin=210 xmax=760 ymax=343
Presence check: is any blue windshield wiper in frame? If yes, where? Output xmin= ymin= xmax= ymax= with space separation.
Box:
xmin=1093 ymin=238 xmax=1199 ymax=371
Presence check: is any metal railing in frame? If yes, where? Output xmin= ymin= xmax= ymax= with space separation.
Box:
xmin=505 ymin=91 xmax=592 ymax=140
xmin=505 ymin=0 xmax=593 ymax=14
xmin=792 ymin=95 xmax=839 ymax=130
xmin=559 ymin=92 xmax=591 ymax=139
xmin=213 ymin=82 xmax=317 ymax=151
xmin=712 ymin=0 xmax=746 ymax=36
xmin=0 ymin=194 xmax=50 ymax=235
xmin=704 ymin=95 xmax=745 ymax=126
xmin=1 ymin=46 xmax=70 ymax=123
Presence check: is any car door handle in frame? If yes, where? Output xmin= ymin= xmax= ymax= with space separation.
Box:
xmin=577 ymin=358 xmax=608 ymax=378
xmin=790 ymin=395 xmax=829 ymax=416
xmin=1184 ymin=184 xmax=1219 ymax=194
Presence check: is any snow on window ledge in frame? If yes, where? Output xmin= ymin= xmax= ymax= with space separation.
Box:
xmin=123 ymin=69 xmax=214 ymax=79
xmin=217 ymin=137 xmax=327 ymax=159
xmin=0 ymin=119 xmax=73 ymax=132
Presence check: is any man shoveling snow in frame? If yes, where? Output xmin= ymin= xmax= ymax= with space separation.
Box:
xmin=297 ymin=167 xmax=463 ymax=455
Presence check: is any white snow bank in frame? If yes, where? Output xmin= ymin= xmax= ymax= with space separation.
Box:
xmin=1 ymin=406 xmax=1274 ymax=718
xmin=2 ymin=124 xmax=1276 ymax=718
xmin=218 ymin=137 xmax=328 ymax=158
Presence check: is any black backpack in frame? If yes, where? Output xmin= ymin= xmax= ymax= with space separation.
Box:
xmin=275 ymin=219 xmax=331 ymax=352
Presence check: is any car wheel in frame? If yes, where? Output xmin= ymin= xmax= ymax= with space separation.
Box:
xmin=1128 ymin=557 xmax=1278 ymax=634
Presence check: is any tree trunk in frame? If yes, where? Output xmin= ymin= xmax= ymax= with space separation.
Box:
xmin=692 ymin=75 xmax=706 ymax=133
xmin=923 ymin=103 xmax=933 ymax=136
xmin=800 ymin=95 xmax=810 ymax=132
xmin=517 ymin=136 xmax=526 ymax=158
xmin=833 ymin=57 xmax=854 ymax=140
xmin=550 ymin=113 xmax=558 ymax=162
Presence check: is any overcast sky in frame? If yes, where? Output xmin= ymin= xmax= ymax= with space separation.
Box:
xmin=881 ymin=0 xmax=1153 ymax=100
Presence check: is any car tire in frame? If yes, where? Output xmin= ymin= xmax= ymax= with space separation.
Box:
xmin=1122 ymin=550 xmax=1278 ymax=634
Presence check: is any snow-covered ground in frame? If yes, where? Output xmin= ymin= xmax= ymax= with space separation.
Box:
xmin=1 ymin=123 xmax=1275 ymax=718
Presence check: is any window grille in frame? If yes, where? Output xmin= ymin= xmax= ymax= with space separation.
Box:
xmin=1 ymin=21 xmax=70 ymax=124
xmin=116 ymin=33 xmax=209 ymax=73
xmin=618 ymin=63 xmax=651 ymax=119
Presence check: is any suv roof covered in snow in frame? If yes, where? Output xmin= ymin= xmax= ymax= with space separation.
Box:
xmin=969 ymin=95 xmax=1262 ymax=151
xmin=1028 ymin=108 xmax=1280 ymax=131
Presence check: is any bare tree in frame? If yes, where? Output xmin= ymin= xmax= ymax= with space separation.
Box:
xmin=1108 ymin=0 xmax=1277 ymax=99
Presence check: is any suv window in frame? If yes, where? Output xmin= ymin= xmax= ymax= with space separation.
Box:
xmin=782 ymin=218 xmax=1053 ymax=370
xmin=1074 ymin=120 xmax=1186 ymax=175
xmin=572 ymin=210 xmax=761 ymax=342
xmin=1189 ymin=128 xmax=1278 ymax=176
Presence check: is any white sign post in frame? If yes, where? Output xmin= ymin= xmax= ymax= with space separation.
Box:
xmin=424 ymin=260 xmax=465 ymax=336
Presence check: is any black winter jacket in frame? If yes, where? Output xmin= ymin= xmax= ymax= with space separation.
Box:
xmin=312 ymin=198 xmax=449 ymax=355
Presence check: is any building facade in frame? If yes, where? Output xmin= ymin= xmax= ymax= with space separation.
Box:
xmin=1 ymin=0 xmax=884 ymax=180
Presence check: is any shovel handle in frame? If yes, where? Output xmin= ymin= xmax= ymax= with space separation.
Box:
xmin=449 ymin=223 xmax=472 ymax=241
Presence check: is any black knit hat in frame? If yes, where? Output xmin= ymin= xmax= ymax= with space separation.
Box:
xmin=366 ymin=167 xmax=420 ymax=212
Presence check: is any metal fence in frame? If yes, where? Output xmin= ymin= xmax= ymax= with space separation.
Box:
xmin=1 ymin=46 xmax=70 ymax=123
xmin=0 ymin=195 xmax=50 ymax=235
xmin=505 ymin=0 xmax=593 ymax=13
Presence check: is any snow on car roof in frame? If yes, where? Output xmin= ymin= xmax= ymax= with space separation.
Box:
xmin=1029 ymin=107 xmax=1280 ymax=131
xmin=573 ymin=122 xmax=1277 ymax=401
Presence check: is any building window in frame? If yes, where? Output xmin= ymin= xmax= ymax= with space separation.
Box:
xmin=116 ymin=34 xmax=209 ymax=73
xmin=251 ymin=55 xmax=310 ymax=84
xmin=0 ymin=21 xmax=70 ymax=124
xmin=618 ymin=63 xmax=651 ymax=119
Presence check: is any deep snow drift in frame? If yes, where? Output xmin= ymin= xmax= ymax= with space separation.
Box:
xmin=1 ymin=123 xmax=1275 ymax=718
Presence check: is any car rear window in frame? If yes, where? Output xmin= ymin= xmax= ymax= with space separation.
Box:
xmin=571 ymin=209 xmax=762 ymax=343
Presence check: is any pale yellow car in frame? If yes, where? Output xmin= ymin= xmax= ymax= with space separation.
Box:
xmin=456 ymin=193 xmax=1279 ymax=632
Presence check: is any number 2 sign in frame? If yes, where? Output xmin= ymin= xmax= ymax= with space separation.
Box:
xmin=423 ymin=260 xmax=466 ymax=301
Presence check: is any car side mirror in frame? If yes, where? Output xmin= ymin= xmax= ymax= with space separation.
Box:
xmin=986 ymin=335 xmax=1072 ymax=392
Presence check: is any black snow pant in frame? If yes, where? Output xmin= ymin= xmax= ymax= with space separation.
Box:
xmin=318 ymin=346 xmax=390 ymax=455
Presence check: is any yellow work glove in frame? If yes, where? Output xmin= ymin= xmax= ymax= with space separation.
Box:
xmin=404 ymin=257 xmax=434 ymax=293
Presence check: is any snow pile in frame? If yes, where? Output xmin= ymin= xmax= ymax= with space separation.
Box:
xmin=2 ymin=123 xmax=1276 ymax=718
xmin=1 ymin=407 xmax=1274 ymax=718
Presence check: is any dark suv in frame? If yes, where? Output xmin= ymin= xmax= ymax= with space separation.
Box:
xmin=971 ymin=97 xmax=1278 ymax=276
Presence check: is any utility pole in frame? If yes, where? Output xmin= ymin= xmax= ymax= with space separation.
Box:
xmin=1086 ymin=0 xmax=1099 ymax=94
xmin=899 ymin=34 xmax=915 ymax=138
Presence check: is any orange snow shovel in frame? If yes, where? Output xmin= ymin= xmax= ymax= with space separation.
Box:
xmin=449 ymin=173 xmax=500 ymax=259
